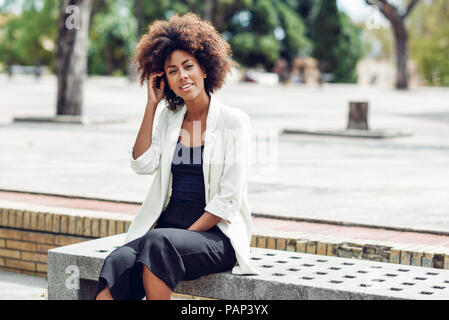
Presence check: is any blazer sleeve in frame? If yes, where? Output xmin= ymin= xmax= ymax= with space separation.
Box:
xmin=205 ymin=113 xmax=251 ymax=223
xmin=128 ymin=109 xmax=166 ymax=175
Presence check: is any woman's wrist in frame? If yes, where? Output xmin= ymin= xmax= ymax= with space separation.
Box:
xmin=145 ymin=101 xmax=157 ymax=112
xmin=188 ymin=211 xmax=221 ymax=232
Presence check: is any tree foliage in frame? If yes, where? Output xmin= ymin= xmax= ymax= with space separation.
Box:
xmin=284 ymin=0 xmax=319 ymax=39
xmin=276 ymin=1 xmax=310 ymax=61
xmin=408 ymin=0 xmax=449 ymax=86
xmin=364 ymin=0 xmax=422 ymax=89
xmin=309 ymin=0 xmax=362 ymax=83
xmin=88 ymin=0 xmax=137 ymax=76
xmin=227 ymin=0 xmax=309 ymax=70
xmin=334 ymin=12 xmax=364 ymax=83
xmin=0 ymin=0 xmax=364 ymax=83
xmin=0 ymin=0 xmax=59 ymax=70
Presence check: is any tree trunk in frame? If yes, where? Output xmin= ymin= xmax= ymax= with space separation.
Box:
xmin=34 ymin=57 xmax=42 ymax=79
xmin=134 ymin=0 xmax=144 ymax=37
xmin=127 ymin=0 xmax=144 ymax=82
xmin=364 ymin=0 xmax=420 ymax=90
xmin=56 ymin=0 xmax=93 ymax=116
xmin=382 ymin=8 xmax=410 ymax=90
xmin=203 ymin=0 xmax=214 ymax=23
xmin=106 ymin=47 xmax=114 ymax=75
xmin=393 ymin=23 xmax=409 ymax=89
xmin=347 ymin=102 xmax=369 ymax=130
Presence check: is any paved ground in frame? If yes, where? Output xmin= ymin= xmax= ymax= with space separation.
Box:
xmin=0 ymin=270 xmax=46 ymax=300
xmin=1 ymin=74 xmax=449 ymax=234
xmin=0 ymin=268 xmax=193 ymax=300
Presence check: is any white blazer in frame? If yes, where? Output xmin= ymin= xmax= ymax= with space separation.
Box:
xmin=124 ymin=94 xmax=260 ymax=275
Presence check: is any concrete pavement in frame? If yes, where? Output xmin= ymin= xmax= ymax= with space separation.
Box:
xmin=0 ymin=270 xmax=46 ymax=300
xmin=0 ymin=268 xmax=194 ymax=300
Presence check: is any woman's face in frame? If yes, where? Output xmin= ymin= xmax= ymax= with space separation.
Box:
xmin=164 ymin=49 xmax=207 ymax=102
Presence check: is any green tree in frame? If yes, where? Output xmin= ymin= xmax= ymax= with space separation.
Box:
xmin=0 ymin=0 xmax=59 ymax=71
xmin=131 ymin=0 xmax=190 ymax=38
xmin=408 ymin=0 xmax=449 ymax=86
xmin=56 ymin=0 xmax=94 ymax=116
xmin=88 ymin=0 xmax=137 ymax=76
xmin=334 ymin=12 xmax=363 ymax=83
xmin=284 ymin=0 xmax=319 ymax=39
xmin=0 ymin=13 xmax=22 ymax=70
xmin=228 ymin=0 xmax=308 ymax=70
xmin=276 ymin=1 xmax=310 ymax=62
xmin=365 ymin=0 xmax=421 ymax=90
xmin=231 ymin=0 xmax=280 ymax=68
xmin=310 ymin=0 xmax=341 ymax=75
xmin=309 ymin=0 xmax=362 ymax=83
xmin=130 ymin=0 xmax=308 ymax=71
xmin=1 ymin=0 xmax=314 ymax=77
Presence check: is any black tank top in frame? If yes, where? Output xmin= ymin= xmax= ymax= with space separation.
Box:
xmin=170 ymin=141 xmax=206 ymax=205
xmin=156 ymin=142 xmax=207 ymax=229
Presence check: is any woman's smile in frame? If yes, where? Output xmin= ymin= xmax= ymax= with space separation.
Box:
xmin=180 ymin=83 xmax=194 ymax=91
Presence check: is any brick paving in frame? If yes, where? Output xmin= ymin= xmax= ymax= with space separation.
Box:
xmin=0 ymin=191 xmax=138 ymax=215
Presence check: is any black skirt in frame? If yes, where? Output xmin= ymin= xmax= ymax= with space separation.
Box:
xmin=93 ymin=199 xmax=236 ymax=300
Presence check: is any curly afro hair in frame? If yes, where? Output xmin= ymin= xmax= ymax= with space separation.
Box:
xmin=133 ymin=13 xmax=236 ymax=111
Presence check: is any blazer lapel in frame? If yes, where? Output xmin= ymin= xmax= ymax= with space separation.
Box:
xmin=162 ymin=105 xmax=187 ymax=195
xmin=166 ymin=105 xmax=187 ymax=145
xmin=203 ymin=95 xmax=221 ymax=202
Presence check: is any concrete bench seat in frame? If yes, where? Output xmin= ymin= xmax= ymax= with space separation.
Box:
xmin=48 ymin=234 xmax=449 ymax=300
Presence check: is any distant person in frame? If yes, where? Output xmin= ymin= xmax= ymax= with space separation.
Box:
xmin=94 ymin=13 xmax=259 ymax=300
xmin=273 ymin=58 xmax=290 ymax=84
xmin=7 ymin=62 xmax=12 ymax=79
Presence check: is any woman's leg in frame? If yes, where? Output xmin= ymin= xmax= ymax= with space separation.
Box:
xmin=137 ymin=229 xmax=178 ymax=300
xmin=137 ymin=227 xmax=236 ymax=300
xmin=142 ymin=264 xmax=172 ymax=300
xmin=95 ymin=284 xmax=114 ymax=300
xmin=94 ymin=236 xmax=145 ymax=300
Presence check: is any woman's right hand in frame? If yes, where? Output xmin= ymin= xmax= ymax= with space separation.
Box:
xmin=146 ymin=71 xmax=166 ymax=111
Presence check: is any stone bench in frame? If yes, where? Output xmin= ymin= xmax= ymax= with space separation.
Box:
xmin=48 ymin=234 xmax=449 ymax=300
